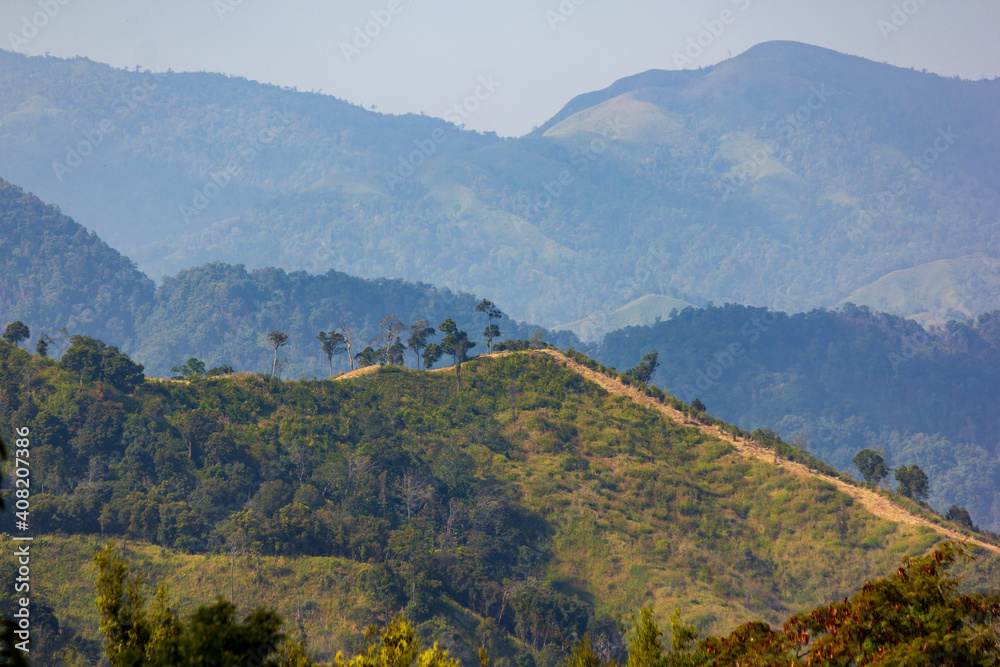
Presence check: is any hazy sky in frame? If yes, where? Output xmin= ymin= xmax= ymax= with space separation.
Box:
xmin=3 ymin=0 xmax=999 ymax=136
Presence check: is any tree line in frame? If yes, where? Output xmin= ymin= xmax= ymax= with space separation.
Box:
xmin=160 ymin=299 xmax=506 ymax=381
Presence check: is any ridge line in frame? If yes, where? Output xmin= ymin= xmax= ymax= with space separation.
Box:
xmin=534 ymin=348 xmax=1000 ymax=556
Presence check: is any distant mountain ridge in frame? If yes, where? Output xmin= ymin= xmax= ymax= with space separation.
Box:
xmin=0 ymin=176 xmax=576 ymax=376
xmin=1 ymin=42 xmax=998 ymax=328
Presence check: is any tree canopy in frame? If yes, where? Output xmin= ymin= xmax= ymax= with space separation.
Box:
xmin=59 ymin=335 xmax=145 ymax=392
xmin=852 ymin=449 xmax=890 ymax=485
xmin=2 ymin=321 xmax=29 ymax=347
xmin=895 ymin=463 xmax=930 ymax=500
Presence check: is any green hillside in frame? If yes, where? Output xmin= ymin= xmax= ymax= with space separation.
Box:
xmin=2 ymin=43 xmax=998 ymax=325
xmin=1 ymin=338 xmax=995 ymax=664
xmin=598 ymin=303 xmax=1000 ymax=531
xmin=840 ymin=253 xmax=1000 ymax=324
xmin=0 ymin=176 xmax=154 ymax=345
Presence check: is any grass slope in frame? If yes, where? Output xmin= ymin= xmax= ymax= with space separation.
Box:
xmin=5 ymin=347 xmax=998 ymax=664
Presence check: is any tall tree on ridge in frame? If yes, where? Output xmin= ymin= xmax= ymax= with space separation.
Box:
xmin=2 ymin=321 xmax=30 ymax=348
xmin=267 ymin=331 xmax=289 ymax=377
xmin=475 ymin=300 xmax=503 ymax=353
xmin=316 ymin=330 xmax=347 ymax=377
xmin=439 ymin=319 xmax=475 ymax=393
xmin=407 ymin=319 xmax=435 ymax=369
xmin=340 ymin=320 xmax=356 ymax=372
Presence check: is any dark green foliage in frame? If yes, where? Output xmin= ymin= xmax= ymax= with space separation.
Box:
xmin=268 ymin=331 xmax=289 ymax=377
xmin=129 ymin=262 xmax=576 ymax=378
xmin=94 ymin=543 xmax=308 ymax=666
xmin=317 ymin=330 xmax=347 ymax=377
xmin=895 ymin=463 xmax=930 ymax=500
xmin=0 ymin=618 xmax=31 ymax=667
xmin=623 ymin=351 xmax=658 ymax=385
xmin=946 ymin=505 xmax=975 ymax=530
xmin=2 ymin=321 xmax=29 ymax=347
xmin=0 ymin=175 xmax=580 ymax=380
xmin=407 ymin=320 xmax=436 ymax=370
xmin=439 ymin=319 xmax=476 ymax=364
xmin=0 ymin=178 xmax=156 ymax=349
xmin=35 ymin=332 xmax=52 ymax=357
xmin=2 ymin=346 xmax=600 ymax=654
xmin=386 ymin=337 xmax=406 ymax=366
xmin=423 ymin=343 xmax=443 ymax=369
xmin=477 ymin=300 xmax=504 ymax=353
xmin=59 ymin=335 xmax=145 ymax=392
xmin=133 ymin=602 xmax=291 ymax=666
xmin=701 ymin=543 xmax=1000 ymax=665
xmin=171 ymin=358 xmax=207 ymax=381
xmin=355 ymin=346 xmax=379 ymax=368
xmin=512 ymin=584 xmax=590 ymax=651
xmin=494 ymin=340 xmax=533 ymax=353
xmin=689 ymin=399 xmax=705 ymax=414
xmin=852 ymin=449 xmax=889 ymax=485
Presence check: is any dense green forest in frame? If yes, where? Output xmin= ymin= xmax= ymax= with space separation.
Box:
xmin=599 ymin=304 xmax=1000 ymax=531
xmin=0 ymin=176 xmax=154 ymax=344
xmin=2 ymin=339 xmax=989 ymax=664
xmin=2 ymin=44 xmax=998 ymax=326
xmin=0 ymin=177 xmax=577 ymax=378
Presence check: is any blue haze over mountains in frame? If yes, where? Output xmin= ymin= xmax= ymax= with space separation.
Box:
xmin=1 ymin=42 xmax=997 ymax=329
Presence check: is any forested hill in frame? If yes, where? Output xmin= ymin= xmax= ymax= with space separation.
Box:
xmin=1 ymin=340 xmax=994 ymax=663
xmin=597 ymin=304 xmax=1000 ymax=530
xmin=0 ymin=176 xmax=577 ymax=376
xmin=132 ymin=261 xmax=579 ymax=379
xmin=0 ymin=176 xmax=154 ymax=343
xmin=2 ymin=44 xmax=999 ymax=328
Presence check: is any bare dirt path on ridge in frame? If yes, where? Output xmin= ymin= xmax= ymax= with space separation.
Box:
xmin=330 ymin=365 xmax=382 ymax=381
xmin=535 ymin=348 xmax=1000 ymax=556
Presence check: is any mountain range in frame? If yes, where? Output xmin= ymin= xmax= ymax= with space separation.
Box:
xmin=2 ymin=42 xmax=997 ymax=331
